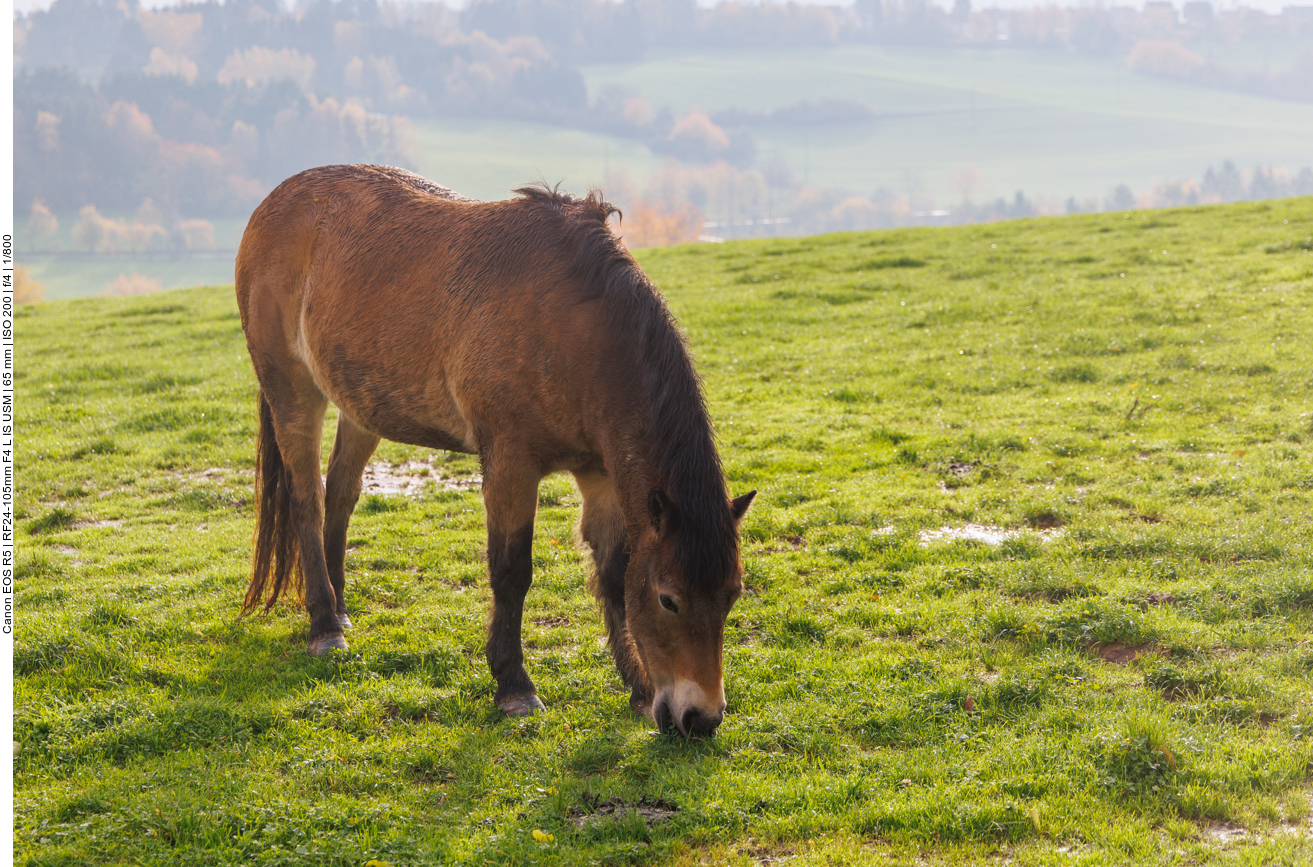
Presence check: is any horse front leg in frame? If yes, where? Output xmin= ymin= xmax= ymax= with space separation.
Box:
xmin=575 ymin=471 xmax=651 ymax=714
xmin=481 ymin=445 xmax=543 ymax=716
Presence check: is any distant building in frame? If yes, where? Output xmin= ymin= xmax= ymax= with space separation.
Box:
xmin=1183 ymin=1 xmax=1213 ymax=26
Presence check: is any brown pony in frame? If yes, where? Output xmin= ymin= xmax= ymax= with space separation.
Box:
xmin=235 ymin=164 xmax=754 ymax=736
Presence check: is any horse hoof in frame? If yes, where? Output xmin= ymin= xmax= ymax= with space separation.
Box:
xmin=337 ymin=613 xmax=353 ymax=630
xmin=500 ymin=696 xmax=546 ymax=717
xmin=308 ymin=632 xmax=348 ymax=656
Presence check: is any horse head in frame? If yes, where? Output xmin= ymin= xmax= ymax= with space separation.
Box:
xmin=626 ymin=488 xmax=755 ymax=737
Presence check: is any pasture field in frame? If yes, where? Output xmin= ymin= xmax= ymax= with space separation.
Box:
xmin=14 ymin=198 xmax=1313 ymax=866
xmin=29 ymin=45 xmax=1313 ymax=301
xmin=579 ymin=45 xmax=1313 ymax=203
xmin=410 ymin=117 xmax=667 ymax=205
xmin=20 ymin=218 xmax=249 ymax=302
xmin=20 ymin=255 xmax=241 ymax=303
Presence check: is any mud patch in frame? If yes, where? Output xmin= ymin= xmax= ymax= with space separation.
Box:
xmin=763 ymin=534 xmax=806 ymax=553
xmin=571 ymin=793 xmax=678 ymax=830
xmin=919 ymin=524 xmax=1015 ymax=546
xmin=359 ymin=458 xmax=481 ymax=497
xmin=1273 ymin=815 xmax=1313 ymax=840
xmin=918 ymin=524 xmax=1062 ymax=547
xmin=742 ymin=843 xmax=796 ymax=865
xmin=945 ymin=461 xmax=979 ymax=477
xmin=1204 ymin=822 xmax=1248 ymax=845
xmin=1026 ymin=511 xmax=1064 ymax=530
xmin=533 ymin=616 xmax=570 ymax=628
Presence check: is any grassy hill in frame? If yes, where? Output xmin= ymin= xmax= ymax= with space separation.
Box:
xmin=14 ymin=198 xmax=1313 ymax=866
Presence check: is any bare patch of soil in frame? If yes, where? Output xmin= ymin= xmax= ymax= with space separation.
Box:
xmin=1026 ymin=512 xmax=1064 ymax=530
xmin=919 ymin=524 xmax=1016 ymax=546
xmin=1273 ymin=814 xmax=1313 ymax=840
xmin=570 ymin=793 xmax=678 ymax=830
xmin=763 ymin=534 xmax=806 ymax=553
xmin=1203 ymin=822 xmax=1249 ymax=845
xmin=741 ymin=843 xmax=796 ymax=865
xmin=533 ymin=616 xmax=570 ymax=628
xmin=918 ymin=523 xmax=1063 ymax=547
xmin=359 ymin=459 xmax=481 ymax=497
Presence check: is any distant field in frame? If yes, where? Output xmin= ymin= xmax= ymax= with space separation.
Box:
xmin=579 ymin=45 xmax=1313 ymax=203
xmin=29 ymin=46 xmax=1313 ymax=299
xmin=22 ymin=256 xmax=238 ymax=302
xmin=410 ymin=116 xmax=668 ymax=203
xmin=1191 ymin=36 xmax=1313 ymax=74
xmin=15 ymin=198 xmax=1313 ymax=866
xmin=19 ymin=217 xmax=248 ymax=301
xmin=401 ymin=46 xmax=1313 ymax=213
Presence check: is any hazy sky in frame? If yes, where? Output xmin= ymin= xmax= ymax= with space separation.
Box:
xmin=10 ymin=0 xmax=1299 ymax=15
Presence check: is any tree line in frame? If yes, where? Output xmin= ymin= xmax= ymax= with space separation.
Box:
xmin=15 ymin=0 xmax=1313 ymax=231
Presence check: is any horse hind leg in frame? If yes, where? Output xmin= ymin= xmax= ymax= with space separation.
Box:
xmin=248 ymin=363 xmax=342 ymax=655
xmin=323 ymin=413 xmax=380 ymax=630
xmin=574 ymin=471 xmax=650 ymax=714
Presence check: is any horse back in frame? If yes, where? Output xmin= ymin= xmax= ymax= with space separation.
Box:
xmin=237 ymin=165 xmax=627 ymax=465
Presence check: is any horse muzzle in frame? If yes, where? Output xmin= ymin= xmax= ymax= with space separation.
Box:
xmin=653 ymin=680 xmax=726 ymax=737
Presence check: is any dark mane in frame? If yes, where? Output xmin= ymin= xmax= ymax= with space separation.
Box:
xmin=513 ymin=184 xmax=738 ymax=591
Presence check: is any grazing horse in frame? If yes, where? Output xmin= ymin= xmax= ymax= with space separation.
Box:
xmin=235 ymin=164 xmax=754 ymax=736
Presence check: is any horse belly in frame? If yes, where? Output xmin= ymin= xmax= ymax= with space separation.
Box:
xmin=298 ymin=324 xmax=477 ymax=453
xmin=348 ymin=391 xmax=477 ymax=454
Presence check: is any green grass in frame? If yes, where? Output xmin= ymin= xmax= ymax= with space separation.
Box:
xmin=15 ymin=198 xmax=1313 ymax=866
xmin=580 ymin=45 xmax=1313 ymax=202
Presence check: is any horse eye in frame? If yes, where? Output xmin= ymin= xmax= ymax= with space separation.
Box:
xmin=659 ymin=594 xmax=679 ymax=614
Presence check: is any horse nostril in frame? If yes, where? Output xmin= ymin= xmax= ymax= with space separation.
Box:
xmin=681 ymin=707 xmax=721 ymax=737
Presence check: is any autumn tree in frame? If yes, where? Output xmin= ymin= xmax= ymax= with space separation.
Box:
xmin=27 ymin=199 xmax=58 ymax=251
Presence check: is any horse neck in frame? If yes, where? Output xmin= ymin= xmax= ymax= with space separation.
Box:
xmin=600 ymin=341 xmax=735 ymax=582
xmin=574 ymin=248 xmax=735 ymax=577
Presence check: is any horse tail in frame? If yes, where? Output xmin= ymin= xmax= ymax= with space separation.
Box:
xmin=243 ymin=391 xmax=303 ymax=614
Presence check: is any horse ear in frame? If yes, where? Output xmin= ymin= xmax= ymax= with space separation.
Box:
xmin=730 ymin=490 xmax=756 ymax=524
xmin=647 ymin=488 xmax=678 ymax=537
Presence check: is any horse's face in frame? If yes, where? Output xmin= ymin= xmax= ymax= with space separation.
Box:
xmin=627 ymin=489 xmax=755 ymax=737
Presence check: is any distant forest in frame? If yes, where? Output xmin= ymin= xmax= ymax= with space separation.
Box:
xmin=14 ymin=0 xmax=1313 ymax=230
